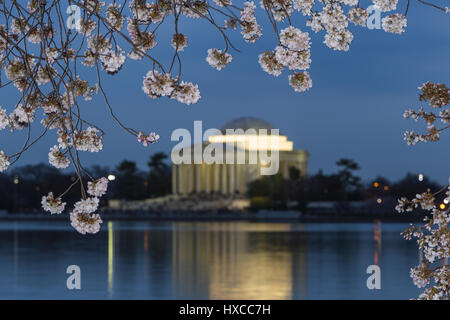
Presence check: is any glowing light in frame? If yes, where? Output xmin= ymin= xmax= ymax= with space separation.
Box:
xmin=13 ymin=176 xmax=19 ymax=185
xmin=383 ymin=186 xmax=389 ymax=191
xmin=418 ymin=174 xmax=424 ymax=182
xmin=444 ymin=199 xmax=449 ymax=205
xmin=377 ymin=198 xmax=382 ymax=204
xmin=440 ymin=203 xmax=446 ymax=210
xmin=107 ymin=174 xmax=116 ymax=181
xmin=108 ymin=221 xmax=114 ymax=295
xmin=373 ymin=182 xmax=379 ymax=188
xmin=208 ymin=134 xmax=293 ymax=151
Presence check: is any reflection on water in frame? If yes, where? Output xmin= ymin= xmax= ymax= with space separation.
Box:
xmin=171 ymin=223 xmax=307 ymax=299
xmin=0 ymin=220 xmax=420 ymax=299
xmin=108 ymin=221 xmax=114 ymax=296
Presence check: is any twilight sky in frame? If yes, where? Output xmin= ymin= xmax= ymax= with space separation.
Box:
xmin=1 ymin=2 xmax=449 ymax=184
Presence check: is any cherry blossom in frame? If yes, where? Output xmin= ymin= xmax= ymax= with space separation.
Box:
xmin=382 ymin=14 xmax=407 ymax=34
xmin=48 ymin=145 xmax=70 ymax=169
xmin=172 ymin=34 xmax=188 ymax=51
xmin=137 ymin=132 xmax=160 ymax=147
xmin=142 ymin=70 xmax=175 ymax=98
xmin=293 ymin=0 xmax=314 ymax=16
xmin=258 ymin=51 xmax=284 ymax=77
xmin=88 ymin=177 xmax=109 ymax=198
xmin=41 ymin=192 xmax=66 ymax=215
xmin=348 ymin=8 xmax=369 ymax=27
xmin=0 ymin=106 xmax=8 ymax=130
xmin=373 ymin=0 xmax=398 ymax=12
xmin=70 ymin=209 xmax=103 ymax=234
xmin=289 ymin=71 xmax=312 ymax=92
xmin=206 ymin=48 xmax=232 ymax=71
xmin=0 ymin=150 xmax=9 ymax=172
xmin=400 ymin=83 xmax=449 ymax=299
xmin=279 ymin=26 xmax=311 ymax=52
xmin=173 ymin=81 xmax=201 ymax=105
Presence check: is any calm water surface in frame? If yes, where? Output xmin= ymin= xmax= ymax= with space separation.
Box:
xmin=0 ymin=220 xmax=421 ymax=299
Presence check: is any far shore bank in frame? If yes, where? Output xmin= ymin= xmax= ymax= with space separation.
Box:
xmin=0 ymin=210 xmax=423 ymax=223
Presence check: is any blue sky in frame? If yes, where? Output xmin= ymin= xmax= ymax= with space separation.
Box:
xmin=1 ymin=2 xmax=449 ymax=184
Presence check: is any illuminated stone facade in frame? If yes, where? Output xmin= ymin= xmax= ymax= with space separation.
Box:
xmin=172 ymin=117 xmax=309 ymax=195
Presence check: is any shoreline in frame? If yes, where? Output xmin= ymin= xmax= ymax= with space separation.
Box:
xmin=0 ymin=211 xmax=423 ymax=223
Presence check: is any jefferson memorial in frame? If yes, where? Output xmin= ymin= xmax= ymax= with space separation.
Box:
xmin=171 ymin=117 xmax=309 ymax=195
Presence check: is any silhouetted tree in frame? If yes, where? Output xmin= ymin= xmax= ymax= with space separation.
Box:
xmin=391 ymin=173 xmax=440 ymax=199
xmin=336 ymin=158 xmax=361 ymax=192
xmin=114 ymin=160 xmax=147 ymax=200
xmin=247 ymin=173 xmax=288 ymax=209
xmin=147 ymin=153 xmax=171 ymax=197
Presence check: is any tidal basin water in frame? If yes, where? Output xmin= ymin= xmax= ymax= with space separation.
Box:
xmin=0 ymin=220 xmax=421 ymax=299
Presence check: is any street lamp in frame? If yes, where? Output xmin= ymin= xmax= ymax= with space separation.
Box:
xmin=108 ymin=174 xmax=116 ymax=181
xmin=13 ymin=175 xmax=19 ymax=213
xmin=418 ymin=174 xmax=424 ymax=182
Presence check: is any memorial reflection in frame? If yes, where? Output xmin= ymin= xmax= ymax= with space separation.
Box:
xmin=171 ymin=222 xmax=308 ymax=299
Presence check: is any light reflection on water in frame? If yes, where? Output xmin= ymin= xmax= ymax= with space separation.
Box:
xmin=0 ymin=220 xmax=420 ymax=299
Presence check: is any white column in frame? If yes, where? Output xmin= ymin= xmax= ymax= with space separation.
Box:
xmin=221 ymin=164 xmax=227 ymax=195
xmin=172 ymin=165 xmax=177 ymax=194
xmin=240 ymin=165 xmax=247 ymax=194
xmin=195 ymin=165 xmax=202 ymax=193
xmin=187 ymin=165 xmax=194 ymax=193
xmin=236 ymin=164 xmax=243 ymax=195
xmin=229 ymin=165 xmax=235 ymax=195
xmin=205 ymin=164 xmax=211 ymax=193
xmin=213 ymin=164 xmax=220 ymax=192
xmin=178 ymin=165 xmax=184 ymax=195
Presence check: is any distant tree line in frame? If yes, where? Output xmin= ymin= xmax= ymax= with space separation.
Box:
xmin=0 ymin=156 xmax=443 ymax=213
xmin=247 ymin=158 xmax=442 ymax=211
xmin=0 ymin=153 xmax=171 ymax=213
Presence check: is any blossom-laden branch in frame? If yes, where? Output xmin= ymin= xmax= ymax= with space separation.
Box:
xmin=398 ymin=83 xmax=449 ymax=300
xmin=0 ymin=0 xmax=447 ymax=234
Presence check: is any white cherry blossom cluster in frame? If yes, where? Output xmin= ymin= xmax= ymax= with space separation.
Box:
xmin=73 ymin=127 xmax=103 ymax=153
xmin=137 ymin=132 xmax=160 ymax=146
xmin=41 ymin=192 xmax=66 ymax=215
xmin=0 ymin=150 xmax=9 ymax=172
xmin=373 ymin=0 xmax=398 ymax=12
xmin=382 ymin=14 xmax=407 ymax=34
xmin=258 ymin=25 xmax=312 ymax=91
xmin=142 ymin=70 xmax=200 ymax=105
xmin=172 ymin=34 xmax=188 ymax=51
xmin=397 ymin=187 xmax=450 ymax=299
xmin=399 ymin=83 xmax=450 ymax=299
xmin=206 ymin=48 xmax=232 ymax=71
xmin=293 ymin=0 xmax=315 ymax=16
xmin=289 ymin=71 xmax=313 ymax=92
xmin=403 ymin=83 xmax=449 ymax=145
xmin=240 ymin=1 xmax=262 ymax=43
xmin=70 ymin=197 xmax=102 ymax=234
xmin=88 ymin=177 xmax=109 ymax=198
xmin=0 ymin=106 xmax=8 ymax=130
xmin=347 ymin=8 xmax=370 ymax=27
xmin=48 ymin=145 xmax=70 ymax=169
